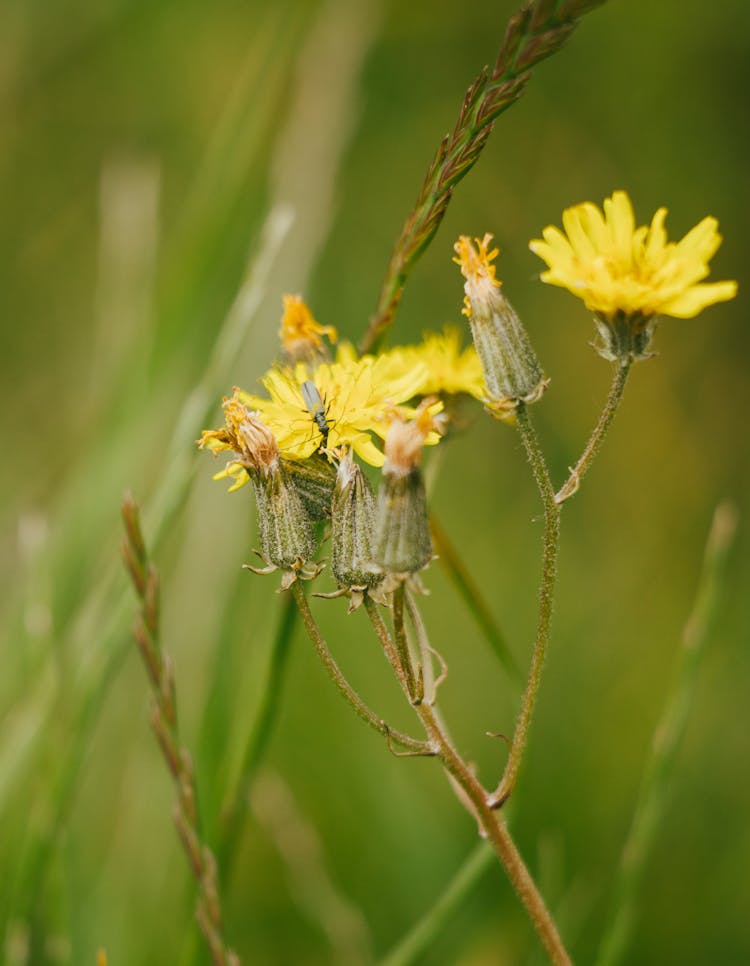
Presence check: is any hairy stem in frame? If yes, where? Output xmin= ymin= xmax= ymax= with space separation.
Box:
xmin=392 ymin=585 xmax=418 ymax=701
xmin=366 ymin=592 xmax=571 ymax=964
xmin=421 ymin=704 xmax=571 ymax=965
xmin=555 ymin=359 xmax=631 ymax=504
xmin=492 ymin=404 xmax=560 ymax=806
xmin=291 ymin=582 xmax=431 ymax=755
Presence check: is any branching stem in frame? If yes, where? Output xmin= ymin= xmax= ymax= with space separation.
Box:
xmin=291 ymin=582 xmax=431 ymax=755
xmin=365 ymin=590 xmax=571 ymax=964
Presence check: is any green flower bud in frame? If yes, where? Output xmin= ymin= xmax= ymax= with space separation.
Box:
xmin=330 ymin=452 xmax=381 ymax=589
xmin=253 ymin=466 xmax=317 ymax=570
xmin=454 ymin=233 xmax=545 ymax=409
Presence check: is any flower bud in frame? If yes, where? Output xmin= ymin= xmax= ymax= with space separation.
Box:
xmin=372 ymin=414 xmax=433 ymax=575
xmin=253 ymin=466 xmax=317 ymax=570
xmin=199 ymin=394 xmax=317 ymax=569
xmin=454 ymin=234 xmax=545 ymax=408
xmin=330 ymin=452 xmax=381 ymax=589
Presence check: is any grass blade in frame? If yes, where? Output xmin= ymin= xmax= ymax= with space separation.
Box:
xmin=595 ymin=501 xmax=739 ymax=966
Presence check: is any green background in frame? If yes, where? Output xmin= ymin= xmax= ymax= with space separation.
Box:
xmin=1 ymin=0 xmax=748 ymax=963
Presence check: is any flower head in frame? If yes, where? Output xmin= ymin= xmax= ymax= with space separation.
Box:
xmin=240 ymin=351 xmax=435 ymax=468
xmin=529 ymin=190 xmax=737 ymax=321
xmin=279 ymin=294 xmax=337 ymax=363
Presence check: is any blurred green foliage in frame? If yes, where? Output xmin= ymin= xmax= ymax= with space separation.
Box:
xmin=1 ymin=0 xmax=749 ymax=963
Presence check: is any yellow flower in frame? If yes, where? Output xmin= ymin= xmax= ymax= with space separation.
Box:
xmin=279 ymin=294 xmax=337 ymax=362
xmin=240 ymin=352 xmax=437 ymax=468
xmin=381 ymin=327 xmax=487 ymax=401
xmin=529 ymin=190 xmax=737 ymax=320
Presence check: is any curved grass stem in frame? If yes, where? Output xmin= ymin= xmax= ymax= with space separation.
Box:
xmin=359 ymin=0 xmax=608 ymax=354
xmin=555 ymin=359 xmax=631 ymax=505
xmin=122 ymin=496 xmax=239 ymax=966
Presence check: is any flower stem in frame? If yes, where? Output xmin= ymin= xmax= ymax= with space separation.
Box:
xmin=365 ymin=593 xmax=571 ymax=964
xmin=416 ymin=700 xmax=571 ymax=965
xmin=290 ymin=582 xmax=431 ymax=755
xmin=555 ymin=360 xmax=632 ymax=505
xmin=392 ymin=584 xmax=418 ymax=701
xmin=492 ymin=404 xmax=560 ymax=807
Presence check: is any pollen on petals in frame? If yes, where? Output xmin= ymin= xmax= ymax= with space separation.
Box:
xmin=453 ymin=234 xmax=502 ymax=317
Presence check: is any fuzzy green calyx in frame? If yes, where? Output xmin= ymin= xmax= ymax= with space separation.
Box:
xmin=592 ymin=310 xmax=657 ymax=362
xmin=253 ymin=464 xmax=317 ymax=571
xmin=454 ymin=234 xmax=545 ymax=409
xmin=330 ymin=453 xmax=381 ymax=589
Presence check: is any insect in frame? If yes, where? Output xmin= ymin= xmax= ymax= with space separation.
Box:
xmin=301 ymin=380 xmax=331 ymax=442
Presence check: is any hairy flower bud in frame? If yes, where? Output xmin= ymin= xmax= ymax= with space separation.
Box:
xmin=253 ymin=466 xmax=317 ymax=570
xmin=454 ymin=234 xmax=545 ymax=409
xmin=330 ymin=452 xmax=381 ymax=589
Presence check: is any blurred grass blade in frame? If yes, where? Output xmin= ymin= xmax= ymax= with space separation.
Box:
xmin=595 ymin=501 xmax=738 ymax=966
xmin=430 ymin=513 xmax=519 ymax=681
xmin=252 ymin=772 xmax=373 ymax=966
xmin=214 ymin=593 xmax=297 ymax=886
xmin=379 ymin=842 xmax=494 ymax=966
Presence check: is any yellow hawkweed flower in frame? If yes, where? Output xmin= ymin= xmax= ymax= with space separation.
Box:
xmin=241 ymin=352 xmax=436 ymax=468
xmin=381 ymin=327 xmax=487 ymax=401
xmin=279 ymin=294 xmax=337 ymax=363
xmin=529 ymin=190 xmax=737 ymax=324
